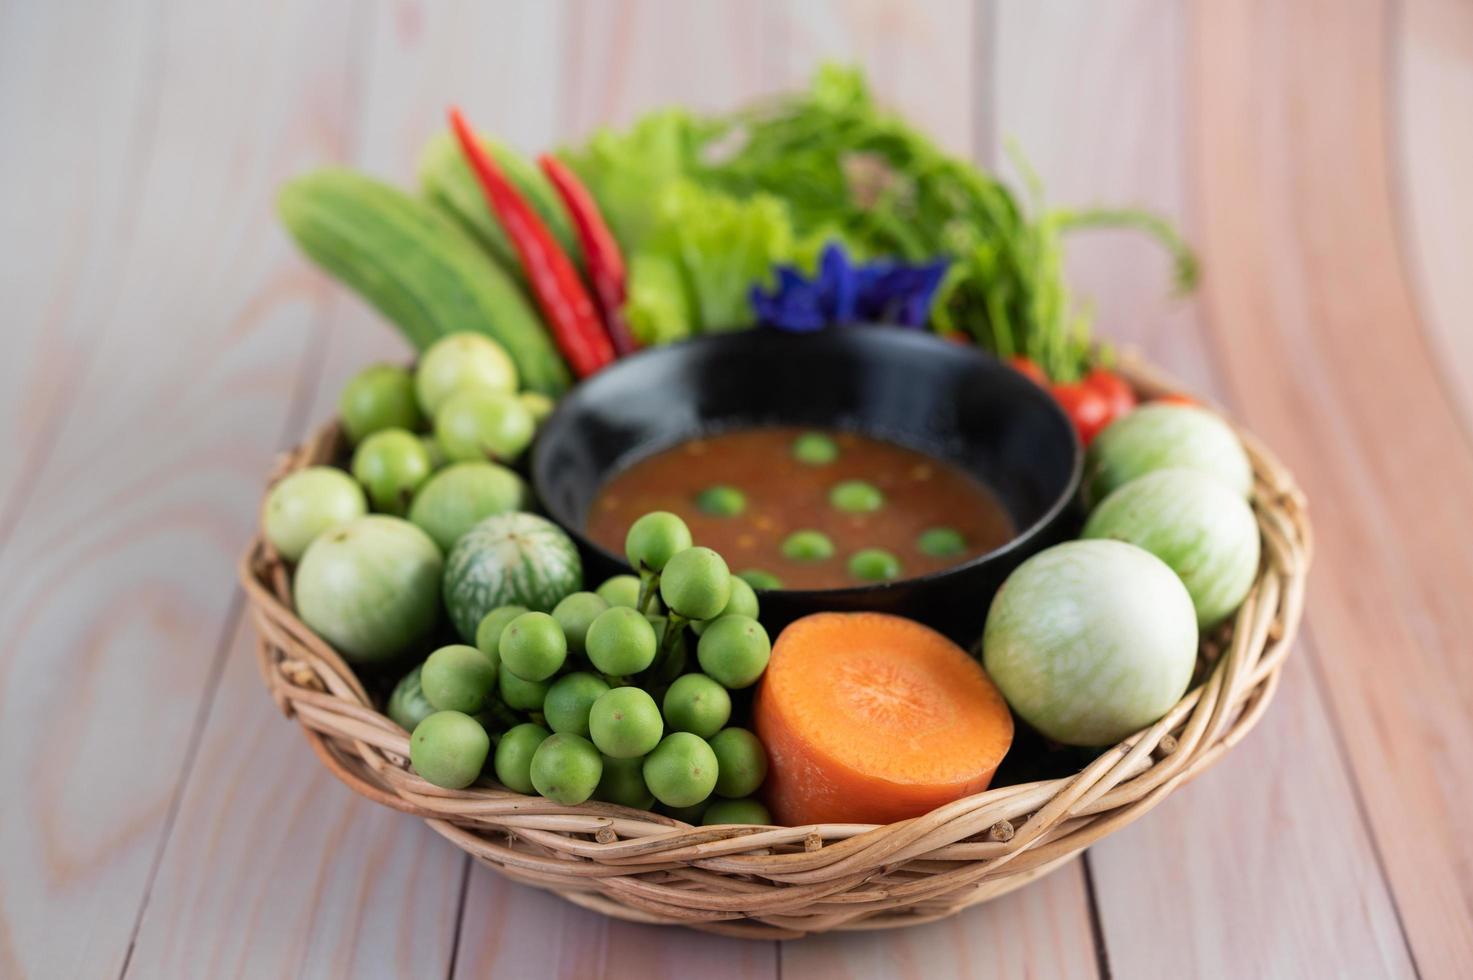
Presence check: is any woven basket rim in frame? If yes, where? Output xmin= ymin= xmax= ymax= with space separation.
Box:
xmin=238 ymin=352 xmax=1312 ymax=938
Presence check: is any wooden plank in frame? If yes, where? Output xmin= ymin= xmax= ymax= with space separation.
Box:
xmin=1086 ymin=646 xmax=1417 ymax=978
xmin=762 ymin=0 xmax=979 ymax=157
xmin=123 ymin=621 xmax=466 ymax=978
xmin=989 ymin=2 xmax=1415 ymax=975
xmin=781 ymin=865 xmax=1100 ymax=980
xmin=763 ymin=2 xmax=1098 ymax=973
xmin=1394 ymin=0 xmax=1473 ymax=427
xmin=116 ymin=0 xmax=769 ymax=973
xmin=453 ymin=872 xmax=776 ymax=979
xmin=0 ymin=1 xmax=364 ymax=976
xmin=988 ymin=0 xmax=1215 ymax=390
xmin=557 ymin=0 xmax=770 ymax=140
xmin=122 ymin=311 xmax=450 ymax=979
xmin=1189 ymin=0 xmax=1473 ymax=975
xmin=120 ymin=3 xmax=772 ymax=974
xmin=436 ymin=2 xmax=781 ymax=970
xmin=11 ymin=1 xmax=1464 ymax=974
xmin=124 ymin=0 xmax=570 ymax=975
xmin=352 ymin=0 xmax=570 ymax=173
xmin=0 ymin=0 xmax=160 ymax=524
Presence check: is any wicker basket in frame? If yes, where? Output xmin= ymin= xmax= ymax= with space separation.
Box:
xmin=238 ymin=359 xmax=1311 ymax=939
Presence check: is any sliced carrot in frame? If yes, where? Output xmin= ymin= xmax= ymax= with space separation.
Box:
xmin=754 ymin=612 xmax=1014 ymax=826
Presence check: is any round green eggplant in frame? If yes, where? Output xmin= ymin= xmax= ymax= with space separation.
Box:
xmin=982 ymin=539 xmax=1197 ymax=747
xmin=1084 ymin=468 xmax=1260 ymax=629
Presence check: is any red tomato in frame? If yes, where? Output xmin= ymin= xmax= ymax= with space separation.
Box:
xmin=1084 ymin=367 xmax=1137 ymax=420
xmin=1007 ymin=356 xmax=1048 ymax=386
xmin=1155 ymin=392 xmax=1197 ymax=407
xmin=1051 ymin=382 xmax=1112 ymax=446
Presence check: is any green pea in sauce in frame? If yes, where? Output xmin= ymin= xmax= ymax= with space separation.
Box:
xmin=588 ymin=427 xmax=1014 ymax=590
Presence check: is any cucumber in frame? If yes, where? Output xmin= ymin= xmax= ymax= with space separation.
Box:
xmin=278 ymin=170 xmax=571 ymax=395
xmin=418 ymin=131 xmax=582 ymax=278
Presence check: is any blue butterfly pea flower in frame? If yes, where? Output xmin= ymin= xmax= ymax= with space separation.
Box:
xmin=750 ymin=242 xmax=948 ymax=332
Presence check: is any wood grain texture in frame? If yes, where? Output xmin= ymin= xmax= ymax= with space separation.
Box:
xmin=765 ymin=4 xmax=1100 ymax=975
xmin=0 ymin=0 xmax=367 ymax=975
xmin=452 ymin=871 xmax=776 ymax=979
xmin=124 ymin=621 xmax=465 ymax=979
xmin=780 ymin=862 xmax=1099 ymax=980
xmin=557 ymin=0 xmax=770 ymax=139
xmin=1394 ymin=0 xmax=1473 ymax=430
xmin=123 ymin=1 xmax=554 ymax=976
xmin=354 ymin=0 xmax=571 ymax=173
xmin=988 ymin=0 xmax=1214 ymax=391
xmin=0 ymin=0 xmax=162 ymax=530
xmin=1190 ymin=0 xmax=1473 ymax=974
xmin=762 ymin=0 xmax=979 ymax=157
xmin=122 ymin=312 xmax=448 ymax=979
xmin=990 ymin=2 xmax=1415 ymax=975
xmin=2 ymin=0 xmax=1470 ymax=973
xmin=439 ymin=2 xmax=783 ymax=969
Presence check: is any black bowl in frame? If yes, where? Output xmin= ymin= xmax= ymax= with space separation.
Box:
xmin=531 ymin=327 xmax=1082 ymax=644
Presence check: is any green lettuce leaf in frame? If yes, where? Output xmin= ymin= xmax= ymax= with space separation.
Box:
xmin=560 ymin=109 xmax=710 ymax=251
xmin=645 ymin=181 xmax=796 ymax=333
xmin=625 ymin=252 xmax=694 ymax=346
xmin=564 ymin=64 xmax=1195 ymax=378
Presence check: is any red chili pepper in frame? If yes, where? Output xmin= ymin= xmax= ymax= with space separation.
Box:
xmin=537 ymin=154 xmax=638 ymax=357
xmin=1007 ymin=355 xmax=1048 ymax=386
xmin=1083 ymin=367 xmax=1138 ymax=420
xmin=448 ymin=108 xmax=614 ymax=378
xmin=1051 ymin=382 xmax=1112 ymax=446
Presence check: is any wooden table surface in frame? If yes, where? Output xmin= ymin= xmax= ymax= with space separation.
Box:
xmin=3 ymin=1 xmax=1471 ymax=977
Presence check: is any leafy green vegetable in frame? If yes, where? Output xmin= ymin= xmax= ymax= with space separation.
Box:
xmin=563 ymin=110 xmax=712 ymax=251
xmin=644 ymin=181 xmax=797 ymax=334
xmin=625 ymin=252 xmax=693 ymax=345
xmin=564 ymin=64 xmax=1196 ymax=380
xmin=567 ymin=119 xmax=836 ymax=342
xmin=590 ymin=174 xmax=824 ymax=343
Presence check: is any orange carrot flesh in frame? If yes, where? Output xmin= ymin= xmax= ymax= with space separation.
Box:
xmin=754 ymin=612 xmax=1014 ymax=826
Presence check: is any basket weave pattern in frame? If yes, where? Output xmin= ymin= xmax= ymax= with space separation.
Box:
xmin=238 ymin=361 xmax=1311 ymax=939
